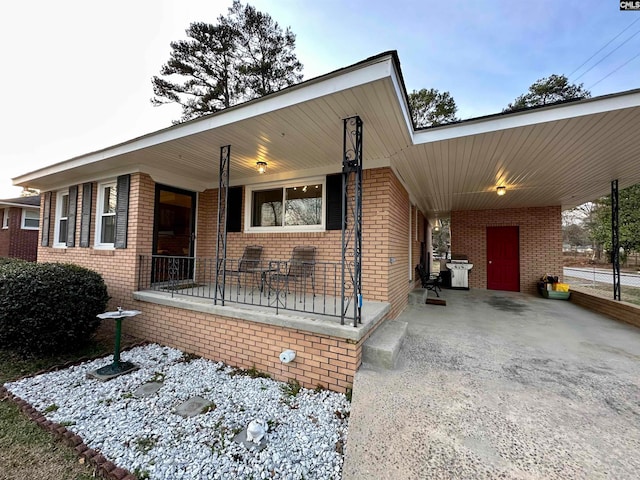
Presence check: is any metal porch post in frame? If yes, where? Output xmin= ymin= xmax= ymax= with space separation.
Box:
xmin=341 ymin=116 xmax=363 ymax=327
xmin=611 ymin=179 xmax=621 ymax=301
xmin=214 ymin=145 xmax=230 ymax=305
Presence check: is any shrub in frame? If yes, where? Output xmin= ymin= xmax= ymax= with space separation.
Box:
xmin=0 ymin=262 xmax=110 ymax=355
xmin=0 ymin=257 xmax=26 ymax=267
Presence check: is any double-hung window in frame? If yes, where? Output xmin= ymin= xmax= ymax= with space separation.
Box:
xmin=245 ymin=177 xmax=325 ymax=232
xmin=21 ymin=209 xmax=39 ymax=230
xmin=1 ymin=208 xmax=8 ymax=229
xmin=95 ymin=181 xmax=117 ymax=248
xmin=54 ymin=191 xmax=69 ymax=247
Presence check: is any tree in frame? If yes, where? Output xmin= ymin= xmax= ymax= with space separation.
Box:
xmin=228 ymin=1 xmax=302 ymax=99
xmin=589 ymin=184 xmax=640 ymax=260
xmin=432 ymin=218 xmax=450 ymax=257
xmin=563 ymin=223 xmax=588 ymax=248
xmin=504 ymin=74 xmax=590 ymax=112
xmin=20 ymin=187 xmax=39 ymax=197
xmin=151 ymin=1 xmax=303 ymax=123
xmin=408 ymin=88 xmax=458 ymax=128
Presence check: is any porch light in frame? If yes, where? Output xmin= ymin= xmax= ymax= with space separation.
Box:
xmin=496 ymin=186 xmax=506 ymax=196
xmin=434 ymin=217 xmax=442 ymax=232
xmin=256 ymin=161 xmax=268 ymax=174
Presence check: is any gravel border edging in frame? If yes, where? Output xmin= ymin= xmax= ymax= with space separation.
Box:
xmin=0 ymin=341 xmax=150 ymax=480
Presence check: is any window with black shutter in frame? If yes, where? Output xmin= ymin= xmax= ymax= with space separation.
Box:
xmin=66 ymin=185 xmax=78 ymax=247
xmin=41 ymin=192 xmax=52 ymax=246
xmin=80 ymin=182 xmax=93 ymax=247
xmin=226 ymin=186 xmax=243 ymax=232
xmin=325 ymin=173 xmax=343 ymax=230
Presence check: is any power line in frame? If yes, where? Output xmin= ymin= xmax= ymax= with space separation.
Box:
xmin=587 ymin=51 xmax=640 ymax=89
xmin=573 ymin=28 xmax=640 ymax=82
xmin=569 ymin=18 xmax=640 ymax=78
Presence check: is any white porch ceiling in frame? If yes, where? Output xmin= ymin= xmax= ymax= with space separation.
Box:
xmin=13 ymin=52 xmax=640 ymax=219
xmin=396 ymin=101 xmax=640 ymax=216
xmin=14 ymin=54 xmax=412 ymax=193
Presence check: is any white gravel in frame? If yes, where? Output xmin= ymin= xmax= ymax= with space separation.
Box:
xmin=5 ymin=344 xmax=350 ymax=479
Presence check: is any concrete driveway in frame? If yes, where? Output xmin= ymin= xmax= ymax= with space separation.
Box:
xmin=343 ymin=289 xmax=640 ymax=479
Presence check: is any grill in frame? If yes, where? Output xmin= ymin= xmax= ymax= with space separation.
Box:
xmin=446 ymin=256 xmax=473 ymax=289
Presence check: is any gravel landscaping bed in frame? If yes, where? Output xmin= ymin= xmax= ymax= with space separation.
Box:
xmin=4 ymin=344 xmax=350 ymax=479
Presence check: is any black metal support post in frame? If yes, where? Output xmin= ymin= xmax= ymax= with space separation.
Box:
xmin=611 ymin=179 xmax=621 ymax=301
xmin=341 ymin=116 xmax=363 ymax=327
xmin=214 ymin=145 xmax=230 ymax=305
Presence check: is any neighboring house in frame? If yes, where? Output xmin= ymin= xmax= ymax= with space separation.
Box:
xmin=0 ymin=195 xmax=40 ymax=261
xmin=12 ymin=52 xmax=640 ymax=391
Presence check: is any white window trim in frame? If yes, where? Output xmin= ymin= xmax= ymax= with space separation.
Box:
xmin=53 ymin=190 xmax=69 ymax=248
xmin=94 ymin=180 xmax=117 ymax=249
xmin=244 ymin=176 xmax=326 ymax=233
xmin=21 ymin=208 xmax=39 ymax=230
xmin=1 ymin=208 xmax=8 ymax=229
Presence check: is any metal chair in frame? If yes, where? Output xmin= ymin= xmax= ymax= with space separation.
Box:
xmin=269 ymin=246 xmax=316 ymax=299
xmin=227 ymin=245 xmax=263 ymax=288
xmin=416 ymin=264 xmax=442 ymax=297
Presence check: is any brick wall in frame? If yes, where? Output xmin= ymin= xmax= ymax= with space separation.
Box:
xmin=0 ymin=216 xmax=8 ymax=257
xmin=126 ymin=300 xmax=364 ymax=392
xmin=36 ymin=168 xmax=409 ymax=392
xmin=450 ymin=206 xmax=562 ymax=294
xmin=387 ymin=172 xmax=412 ymax=318
xmin=195 ymin=168 xmax=402 ymax=307
xmin=0 ymin=207 xmax=38 ymax=261
xmin=38 ymin=174 xmax=155 ymax=308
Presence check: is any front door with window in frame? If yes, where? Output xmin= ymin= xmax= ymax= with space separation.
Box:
xmin=487 ymin=226 xmax=520 ymax=291
xmin=152 ymin=185 xmax=197 ymax=282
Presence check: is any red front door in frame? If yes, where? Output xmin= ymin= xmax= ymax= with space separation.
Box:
xmin=487 ymin=226 xmax=520 ymax=291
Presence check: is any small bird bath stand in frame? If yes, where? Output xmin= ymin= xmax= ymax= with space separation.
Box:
xmin=88 ymin=307 xmax=141 ymax=381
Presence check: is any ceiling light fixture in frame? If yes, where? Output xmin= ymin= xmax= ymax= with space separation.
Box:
xmin=434 ymin=216 xmax=442 ymax=232
xmin=496 ymin=186 xmax=506 ymax=196
xmin=256 ymin=161 xmax=267 ymax=174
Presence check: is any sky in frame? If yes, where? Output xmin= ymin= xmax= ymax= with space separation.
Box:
xmin=1 ymin=0 xmax=639 ymax=198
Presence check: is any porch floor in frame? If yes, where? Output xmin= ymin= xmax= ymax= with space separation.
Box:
xmin=133 ymin=285 xmax=390 ymax=342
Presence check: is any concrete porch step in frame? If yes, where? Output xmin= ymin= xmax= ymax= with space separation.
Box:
xmin=408 ymin=288 xmax=428 ymax=305
xmin=362 ymin=320 xmax=408 ymax=369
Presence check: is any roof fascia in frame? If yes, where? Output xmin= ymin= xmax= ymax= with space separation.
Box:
xmin=412 ymin=90 xmax=640 ymax=144
xmin=0 ymin=202 xmax=40 ymax=209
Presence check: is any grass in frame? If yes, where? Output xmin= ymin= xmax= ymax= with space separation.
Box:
xmin=280 ymin=378 xmax=302 ymax=397
xmin=0 ymin=332 xmax=139 ymax=480
xmin=564 ymin=275 xmax=640 ymax=306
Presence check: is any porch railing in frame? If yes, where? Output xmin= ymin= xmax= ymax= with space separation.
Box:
xmin=138 ymin=255 xmax=341 ymax=317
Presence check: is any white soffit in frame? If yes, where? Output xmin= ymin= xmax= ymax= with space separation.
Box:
xmin=14 ymin=54 xmax=405 ymax=190
xmin=399 ymin=92 xmax=640 ymax=215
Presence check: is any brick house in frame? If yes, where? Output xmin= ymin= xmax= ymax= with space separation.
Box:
xmin=0 ymin=196 xmax=40 ymax=262
xmin=12 ymin=52 xmax=640 ymax=391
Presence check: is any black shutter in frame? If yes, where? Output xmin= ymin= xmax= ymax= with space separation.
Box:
xmin=114 ymin=174 xmax=130 ymax=249
xmin=226 ymin=186 xmax=243 ymax=232
xmin=326 ymin=174 xmax=342 ymax=230
xmin=41 ymin=192 xmax=52 ymax=246
xmin=80 ymin=182 xmax=93 ymax=247
xmin=66 ymin=185 xmax=78 ymax=247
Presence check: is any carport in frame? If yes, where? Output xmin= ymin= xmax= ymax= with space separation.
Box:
xmin=344 ymin=289 xmax=640 ymax=479
xmin=391 ymin=90 xmax=640 ymax=296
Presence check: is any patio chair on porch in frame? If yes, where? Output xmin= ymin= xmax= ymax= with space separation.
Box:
xmin=268 ymin=246 xmax=316 ymax=300
xmin=416 ymin=263 xmax=442 ymax=297
xmin=226 ymin=245 xmax=263 ymax=288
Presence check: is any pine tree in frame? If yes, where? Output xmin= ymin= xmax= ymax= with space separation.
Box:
xmin=151 ymin=1 xmax=303 ymax=123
